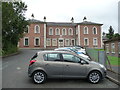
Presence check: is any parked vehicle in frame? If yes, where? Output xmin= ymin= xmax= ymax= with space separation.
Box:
xmin=73 ymin=46 xmax=86 ymax=54
xmin=55 ymin=47 xmax=89 ymax=59
xmin=28 ymin=51 xmax=106 ymax=84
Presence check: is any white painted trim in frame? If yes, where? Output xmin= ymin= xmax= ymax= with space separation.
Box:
xmin=84 ymin=26 xmax=88 ymax=34
xmin=92 ymin=26 xmax=97 ymax=34
xmin=111 ymin=43 xmax=115 ymax=53
xmin=62 ymin=28 xmax=67 ymax=35
xmin=46 ymin=38 xmax=51 ymax=46
xmin=52 ymin=38 xmax=57 ymax=46
xmin=44 ymin=23 xmax=46 ymax=48
xmin=34 ymin=37 xmax=40 ymax=46
xmin=55 ymin=28 xmax=60 ymax=35
xmin=34 ymin=25 xmax=40 ymax=33
xmin=93 ymin=38 xmax=98 ymax=45
xmin=65 ymin=39 xmax=70 ymax=46
xmin=68 ymin=28 xmax=73 ymax=35
xmin=84 ymin=38 xmax=89 ymax=45
xmin=49 ymin=27 xmax=53 ymax=35
xmin=78 ymin=25 xmax=80 ymax=45
xmin=24 ymin=37 xmax=29 ymax=46
xmin=106 ymin=44 xmax=109 ymax=53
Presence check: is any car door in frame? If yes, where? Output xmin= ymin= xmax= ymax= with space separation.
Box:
xmin=62 ymin=53 xmax=88 ymax=78
xmin=43 ymin=53 xmax=63 ymax=78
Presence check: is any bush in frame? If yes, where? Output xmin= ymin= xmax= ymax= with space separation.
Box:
xmin=2 ymin=42 xmax=18 ymax=56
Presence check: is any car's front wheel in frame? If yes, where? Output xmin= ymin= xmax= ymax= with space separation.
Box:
xmin=88 ymin=71 xmax=101 ymax=84
xmin=32 ymin=71 xmax=47 ymax=84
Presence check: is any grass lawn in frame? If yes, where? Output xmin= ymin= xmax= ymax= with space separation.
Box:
xmin=107 ymin=56 xmax=120 ymax=66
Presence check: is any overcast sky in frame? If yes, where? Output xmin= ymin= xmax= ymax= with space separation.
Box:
xmin=22 ymin=0 xmax=119 ymax=33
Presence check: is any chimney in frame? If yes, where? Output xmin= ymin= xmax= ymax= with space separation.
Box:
xmin=71 ymin=17 xmax=74 ymax=23
xmin=83 ymin=16 xmax=87 ymax=21
xmin=44 ymin=16 xmax=46 ymax=22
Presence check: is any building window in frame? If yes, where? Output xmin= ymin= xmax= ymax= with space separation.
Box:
xmin=84 ymin=26 xmax=88 ymax=34
xmin=68 ymin=28 xmax=73 ymax=35
xmin=71 ymin=39 xmax=75 ymax=46
xmin=93 ymin=38 xmax=98 ymax=46
xmin=49 ymin=28 xmax=53 ymax=35
xmin=76 ymin=29 xmax=78 ymax=34
xmin=55 ymin=28 xmax=60 ymax=35
xmin=24 ymin=37 xmax=29 ymax=46
xmin=106 ymin=44 xmax=109 ymax=53
xmin=62 ymin=28 xmax=67 ymax=35
xmin=25 ymin=25 xmax=29 ymax=33
xmin=111 ymin=43 xmax=115 ymax=53
xmin=34 ymin=37 xmax=40 ymax=46
xmin=34 ymin=25 xmax=40 ymax=33
xmin=65 ymin=39 xmax=69 ymax=46
xmin=119 ymin=42 xmax=120 ymax=54
xmin=93 ymin=27 xmax=97 ymax=34
xmin=46 ymin=38 xmax=51 ymax=46
xmin=84 ymin=38 xmax=89 ymax=45
xmin=52 ymin=39 xmax=57 ymax=46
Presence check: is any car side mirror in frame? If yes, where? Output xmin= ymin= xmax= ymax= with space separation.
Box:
xmin=80 ymin=60 xmax=85 ymax=65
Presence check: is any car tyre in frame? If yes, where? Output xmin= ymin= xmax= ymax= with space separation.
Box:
xmin=32 ymin=71 xmax=47 ymax=84
xmin=88 ymin=71 xmax=101 ymax=84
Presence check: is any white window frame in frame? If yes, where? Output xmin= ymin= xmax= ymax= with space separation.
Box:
xmin=62 ymin=28 xmax=67 ymax=35
xmin=46 ymin=38 xmax=51 ymax=46
xmin=52 ymin=38 xmax=57 ymax=46
xmin=84 ymin=38 xmax=89 ymax=45
xmin=34 ymin=37 xmax=40 ymax=46
xmin=111 ymin=43 xmax=115 ymax=54
xmin=84 ymin=26 xmax=88 ymax=34
xmin=68 ymin=28 xmax=73 ymax=35
xmin=49 ymin=28 xmax=53 ymax=35
xmin=24 ymin=37 xmax=29 ymax=46
xmin=34 ymin=25 xmax=40 ymax=33
xmin=93 ymin=26 xmax=97 ymax=34
xmin=55 ymin=28 xmax=60 ymax=35
xmin=24 ymin=25 xmax=29 ymax=33
xmin=93 ymin=38 xmax=98 ymax=46
xmin=65 ymin=39 xmax=70 ymax=46
xmin=106 ymin=44 xmax=109 ymax=53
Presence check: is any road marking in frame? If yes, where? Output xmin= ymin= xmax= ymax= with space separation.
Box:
xmin=17 ymin=67 xmax=21 ymax=70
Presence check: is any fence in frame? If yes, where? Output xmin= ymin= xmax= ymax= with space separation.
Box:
xmin=86 ymin=48 xmax=119 ymax=74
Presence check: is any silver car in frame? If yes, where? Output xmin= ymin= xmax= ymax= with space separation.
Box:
xmin=28 ymin=51 xmax=106 ymax=84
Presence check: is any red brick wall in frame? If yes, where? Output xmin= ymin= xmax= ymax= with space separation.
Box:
xmin=19 ymin=23 xmax=45 ymax=49
xmin=78 ymin=25 xmax=101 ymax=48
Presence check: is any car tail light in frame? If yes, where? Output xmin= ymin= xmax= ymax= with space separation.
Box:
xmin=29 ymin=60 xmax=36 ymax=66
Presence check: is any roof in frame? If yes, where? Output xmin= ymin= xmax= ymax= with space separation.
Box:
xmin=27 ymin=19 xmax=45 ymax=23
xmin=47 ymin=22 xmax=77 ymax=27
xmin=78 ymin=21 xmax=103 ymax=25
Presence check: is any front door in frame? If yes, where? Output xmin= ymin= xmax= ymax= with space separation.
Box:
xmin=58 ymin=39 xmax=64 ymax=47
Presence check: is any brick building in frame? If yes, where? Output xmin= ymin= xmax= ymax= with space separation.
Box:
xmin=18 ymin=17 xmax=103 ymax=49
xmin=104 ymin=38 xmax=120 ymax=57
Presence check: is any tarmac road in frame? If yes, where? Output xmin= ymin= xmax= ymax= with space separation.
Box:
xmin=2 ymin=49 xmax=119 ymax=88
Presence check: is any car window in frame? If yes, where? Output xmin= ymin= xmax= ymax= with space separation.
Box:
xmin=31 ymin=53 xmax=38 ymax=60
xmin=43 ymin=53 xmax=61 ymax=61
xmin=62 ymin=53 xmax=80 ymax=63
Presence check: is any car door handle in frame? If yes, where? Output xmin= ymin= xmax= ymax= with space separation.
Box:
xmin=66 ymin=65 xmax=69 ymax=66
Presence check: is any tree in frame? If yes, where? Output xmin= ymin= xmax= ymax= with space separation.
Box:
xmin=2 ymin=2 xmax=28 ymax=55
xmin=106 ymin=26 xmax=114 ymax=39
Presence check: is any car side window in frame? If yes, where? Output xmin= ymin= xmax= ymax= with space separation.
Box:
xmin=43 ymin=53 xmax=61 ymax=61
xmin=62 ymin=53 xmax=80 ymax=63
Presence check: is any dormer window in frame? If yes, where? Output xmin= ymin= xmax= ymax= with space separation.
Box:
xmin=84 ymin=26 xmax=88 ymax=34
xmin=34 ymin=25 xmax=40 ymax=33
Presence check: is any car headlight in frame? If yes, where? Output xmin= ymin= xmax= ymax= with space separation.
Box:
xmin=99 ymin=64 xmax=107 ymax=71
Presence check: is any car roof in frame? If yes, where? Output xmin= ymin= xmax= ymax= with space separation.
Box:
xmin=37 ymin=50 xmax=77 ymax=55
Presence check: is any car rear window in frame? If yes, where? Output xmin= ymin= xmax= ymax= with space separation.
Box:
xmin=31 ymin=53 xmax=38 ymax=60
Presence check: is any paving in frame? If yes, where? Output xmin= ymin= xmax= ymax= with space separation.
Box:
xmin=1 ymin=49 xmax=119 ymax=88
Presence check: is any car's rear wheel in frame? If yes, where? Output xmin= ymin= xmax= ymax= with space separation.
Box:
xmin=88 ymin=71 xmax=101 ymax=84
xmin=32 ymin=71 xmax=46 ymax=84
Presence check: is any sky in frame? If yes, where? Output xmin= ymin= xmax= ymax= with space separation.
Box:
xmin=22 ymin=0 xmax=119 ymax=33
